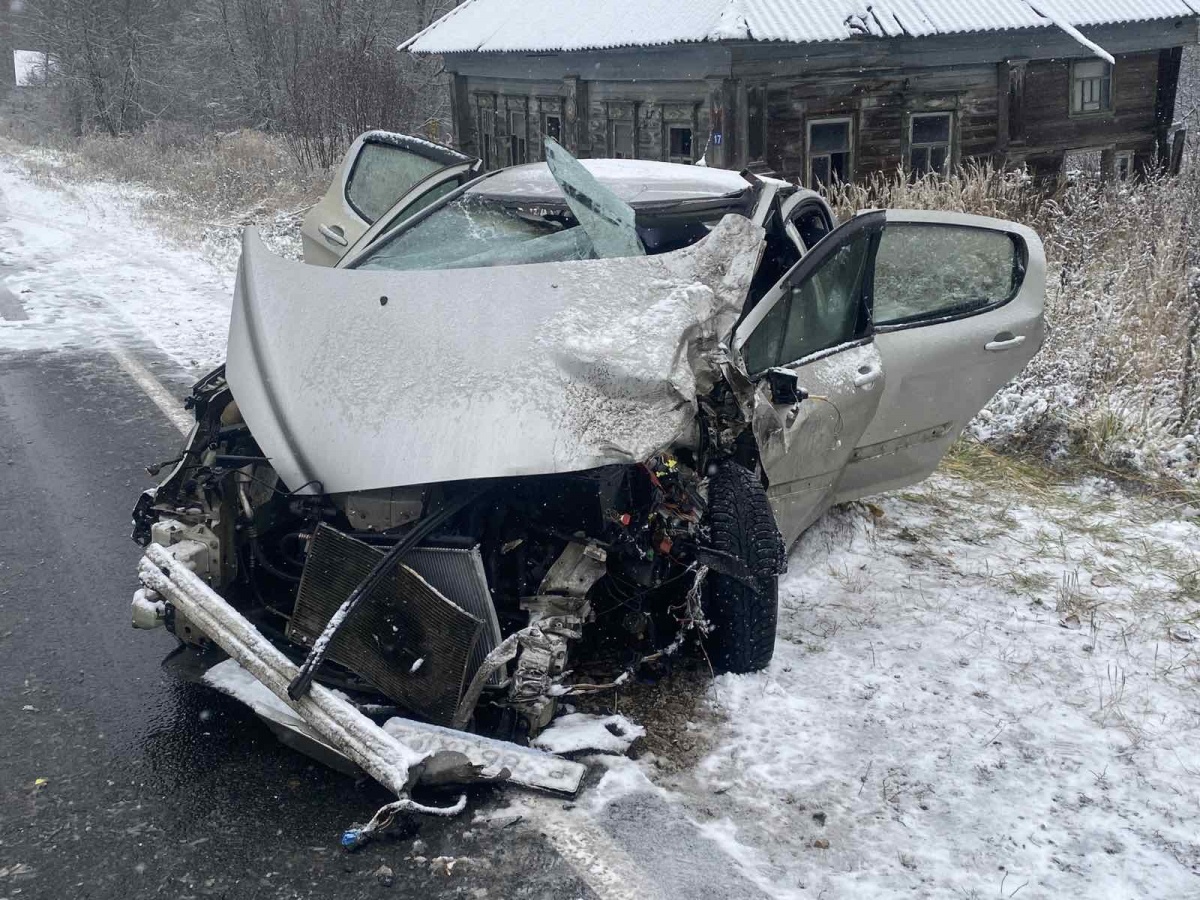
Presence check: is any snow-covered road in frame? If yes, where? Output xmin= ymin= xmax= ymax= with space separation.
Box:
xmin=2 ymin=154 xmax=1198 ymax=899
xmin=0 ymin=155 xmax=232 ymax=370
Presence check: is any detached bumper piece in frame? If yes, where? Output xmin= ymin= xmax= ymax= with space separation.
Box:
xmin=137 ymin=541 xmax=585 ymax=803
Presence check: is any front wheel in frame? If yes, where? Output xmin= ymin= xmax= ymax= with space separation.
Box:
xmin=701 ymin=460 xmax=784 ymax=674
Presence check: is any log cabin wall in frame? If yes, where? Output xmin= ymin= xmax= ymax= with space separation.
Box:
xmin=442 ymin=18 xmax=1196 ymax=183
xmin=1017 ymin=51 xmax=1162 ymax=177
xmin=754 ymin=64 xmax=999 ymax=182
xmin=453 ymin=75 xmax=710 ymax=168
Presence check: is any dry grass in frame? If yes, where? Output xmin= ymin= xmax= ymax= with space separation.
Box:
xmin=0 ymin=121 xmax=327 ymax=254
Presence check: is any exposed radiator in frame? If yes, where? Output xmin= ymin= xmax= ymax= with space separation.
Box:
xmin=288 ymin=525 xmax=490 ymax=726
xmin=403 ymin=546 xmax=504 ymax=686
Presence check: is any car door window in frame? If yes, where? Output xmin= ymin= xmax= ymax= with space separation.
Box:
xmin=346 ymin=142 xmax=453 ymax=223
xmin=743 ymin=230 xmax=871 ymax=373
xmin=873 ymin=224 xmax=1022 ymax=327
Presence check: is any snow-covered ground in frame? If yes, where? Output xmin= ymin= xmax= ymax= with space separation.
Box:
xmin=0 ymin=151 xmax=236 ymax=371
xmin=3 ymin=153 xmax=1199 ymax=898
xmin=656 ymin=473 xmax=1200 ymax=898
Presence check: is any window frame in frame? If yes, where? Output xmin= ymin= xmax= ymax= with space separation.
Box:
xmin=667 ymin=125 xmax=695 ymax=164
xmin=343 ymin=135 xmax=472 ymax=225
xmin=806 ymin=116 xmax=854 ymax=189
xmin=736 ymin=211 xmax=882 ymax=375
xmin=1069 ymin=58 xmax=1114 ymax=117
xmin=907 ymin=111 xmax=953 ymax=177
xmin=542 ymin=112 xmax=562 ymax=154
xmin=478 ymin=105 xmax=497 ymax=170
xmin=871 ymin=223 xmax=1029 ymax=333
xmin=746 ymin=84 xmax=768 ymax=163
xmin=510 ymin=109 xmax=528 ymax=166
xmin=608 ymin=118 xmax=636 ymax=159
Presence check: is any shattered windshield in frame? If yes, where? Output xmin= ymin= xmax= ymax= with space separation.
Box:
xmin=356 ymin=195 xmax=595 ymax=271
xmin=357 ymin=137 xmax=649 ymax=272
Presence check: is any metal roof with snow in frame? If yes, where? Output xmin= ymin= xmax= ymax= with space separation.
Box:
xmin=401 ymin=0 xmax=1200 ymax=55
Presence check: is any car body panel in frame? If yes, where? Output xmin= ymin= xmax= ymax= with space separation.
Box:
xmin=735 ymin=207 xmax=1045 ymax=534
xmin=834 ymin=210 xmax=1046 ymax=501
xmin=762 ymin=340 xmax=885 ymax=545
xmin=301 ymin=131 xmax=476 ymax=267
xmin=226 ymin=215 xmax=765 ymax=495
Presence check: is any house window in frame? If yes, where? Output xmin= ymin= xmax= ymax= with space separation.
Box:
xmin=479 ymin=106 xmax=496 ymax=170
xmin=543 ymin=113 xmax=562 ymax=146
xmin=1071 ymin=59 xmax=1112 ymax=115
xmin=747 ymin=85 xmax=767 ymax=162
xmin=609 ymin=119 xmax=635 ymax=158
xmin=807 ymin=118 xmax=852 ymax=188
xmin=510 ymin=111 xmax=528 ymax=165
xmin=1115 ymin=151 xmax=1132 ymax=180
xmin=668 ymin=126 xmax=694 ymax=164
xmin=909 ymin=112 xmax=952 ymax=176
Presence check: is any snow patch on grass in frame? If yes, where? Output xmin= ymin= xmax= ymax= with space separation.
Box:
xmin=666 ymin=474 xmax=1200 ymax=898
xmin=0 ymin=155 xmax=232 ymax=370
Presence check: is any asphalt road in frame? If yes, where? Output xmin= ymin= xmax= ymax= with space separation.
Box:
xmin=0 ymin=346 xmax=605 ymax=899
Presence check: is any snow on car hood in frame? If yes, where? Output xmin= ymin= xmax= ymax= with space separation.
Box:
xmin=226 ymin=216 xmax=764 ymax=494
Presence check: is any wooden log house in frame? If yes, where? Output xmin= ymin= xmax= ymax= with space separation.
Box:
xmin=403 ymin=0 xmax=1199 ymax=184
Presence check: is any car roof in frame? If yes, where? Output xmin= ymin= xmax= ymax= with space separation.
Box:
xmin=467 ymin=158 xmax=756 ymax=207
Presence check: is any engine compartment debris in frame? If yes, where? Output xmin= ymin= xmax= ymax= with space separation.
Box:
xmin=130 ymin=143 xmax=799 ymax=836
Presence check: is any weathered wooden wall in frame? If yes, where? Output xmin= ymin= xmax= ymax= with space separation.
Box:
xmin=757 ymin=64 xmax=999 ymax=179
xmin=445 ymin=18 xmax=1196 ymax=183
xmin=1018 ymin=51 xmax=1161 ymax=174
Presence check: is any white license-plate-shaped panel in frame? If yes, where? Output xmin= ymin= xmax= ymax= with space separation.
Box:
xmin=384 ymin=717 xmax=585 ymax=795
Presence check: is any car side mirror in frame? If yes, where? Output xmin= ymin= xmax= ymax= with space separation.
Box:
xmin=765 ymin=367 xmax=804 ymax=405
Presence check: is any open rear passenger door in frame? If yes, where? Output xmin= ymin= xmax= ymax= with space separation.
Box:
xmin=301 ymin=131 xmax=479 ymax=266
xmin=834 ymin=210 xmax=1045 ymax=501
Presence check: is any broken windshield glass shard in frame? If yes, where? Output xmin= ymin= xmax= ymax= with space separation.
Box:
xmin=543 ymin=137 xmax=644 ymax=259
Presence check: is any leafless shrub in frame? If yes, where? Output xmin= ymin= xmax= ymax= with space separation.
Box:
xmin=15 ymin=0 xmax=453 ymax=170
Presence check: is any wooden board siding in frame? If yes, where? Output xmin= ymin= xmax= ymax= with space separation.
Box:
xmin=461 ymin=75 xmax=708 ymax=166
xmin=762 ymin=65 xmax=999 ymax=182
xmin=585 ymin=81 xmax=708 ymax=162
xmin=450 ymin=24 xmax=1191 ymax=182
xmin=1020 ymin=50 xmax=1160 ymax=164
xmin=462 ymin=76 xmax=569 ymax=165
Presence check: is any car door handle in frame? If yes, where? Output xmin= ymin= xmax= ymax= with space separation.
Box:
xmin=985 ymin=334 xmax=1026 ymax=352
xmin=318 ymin=223 xmax=348 ymax=246
xmin=853 ymin=366 xmax=882 ymax=388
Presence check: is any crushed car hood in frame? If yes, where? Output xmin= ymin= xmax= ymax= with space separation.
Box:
xmin=226 ymin=216 xmax=764 ymax=494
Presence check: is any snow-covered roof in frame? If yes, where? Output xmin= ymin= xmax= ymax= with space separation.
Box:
xmin=401 ymin=0 xmax=1200 ymax=54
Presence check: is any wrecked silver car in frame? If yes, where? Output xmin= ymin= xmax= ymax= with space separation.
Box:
xmin=132 ymin=134 xmax=1045 ymax=820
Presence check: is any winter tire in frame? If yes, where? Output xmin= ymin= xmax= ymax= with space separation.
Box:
xmin=701 ymin=459 xmax=784 ymax=674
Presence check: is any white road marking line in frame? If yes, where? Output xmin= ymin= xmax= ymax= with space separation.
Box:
xmin=523 ymin=799 xmax=667 ymax=900
xmin=108 ymin=345 xmax=192 ymax=434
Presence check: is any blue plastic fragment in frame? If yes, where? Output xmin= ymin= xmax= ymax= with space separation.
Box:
xmin=341 ymin=828 xmax=366 ymax=851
